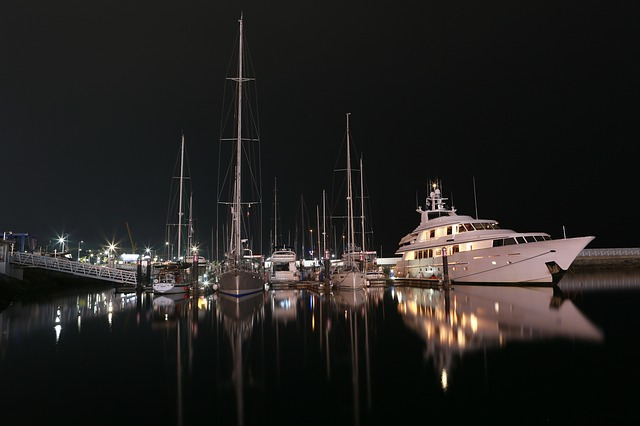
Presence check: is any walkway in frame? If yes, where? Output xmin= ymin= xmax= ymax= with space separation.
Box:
xmin=8 ymin=252 xmax=138 ymax=285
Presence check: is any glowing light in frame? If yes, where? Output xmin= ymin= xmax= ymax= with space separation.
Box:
xmin=470 ymin=314 xmax=478 ymax=333
xmin=54 ymin=324 xmax=62 ymax=343
xmin=441 ymin=369 xmax=448 ymax=391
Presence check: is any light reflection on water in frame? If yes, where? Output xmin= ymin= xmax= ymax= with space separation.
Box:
xmin=0 ymin=268 xmax=638 ymax=425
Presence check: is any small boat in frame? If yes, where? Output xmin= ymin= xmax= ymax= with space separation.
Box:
xmin=269 ymin=248 xmax=299 ymax=284
xmin=216 ymin=14 xmax=266 ymax=297
xmin=330 ymin=113 xmax=366 ymax=290
xmin=152 ymin=261 xmax=191 ymax=294
xmin=268 ymin=178 xmax=299 ymax=285
xmin=394 ymin=180 xmax=595 ymax=285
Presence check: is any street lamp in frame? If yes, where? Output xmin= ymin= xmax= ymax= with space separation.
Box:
xmin=165 ymin=241 xmax=173 ymax=261
xmin=57 ymin=235 xmax=67 ymax=253
xmin=77 ymin=240 xmax=83 ymax=262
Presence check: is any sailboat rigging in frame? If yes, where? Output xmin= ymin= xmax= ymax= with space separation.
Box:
xmin=330 ymin=113 xmax=366 ymax=289
xmin=153 ymin=133 xmax=193 ymax=295
xmin=216 ymin=14 xmax=266 ymax=296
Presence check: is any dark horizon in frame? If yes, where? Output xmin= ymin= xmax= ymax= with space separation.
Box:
xmin=2 ymin=1 xmax=638 ymax=257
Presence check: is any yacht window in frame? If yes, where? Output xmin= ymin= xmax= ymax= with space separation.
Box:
xmin=430 ymin=230 xmax=435 ymax=238
xmin=504 ymin=238 xmax=517 ymax=245
xmin=544 ymin=236 xmax=551 ymax=241
xmin=534 ymin=236 xmax=544 ymax=242
xmin=493 ymin=239 xmax=504 ymax=247
xmin=427 ymin=249 xmax=433 ymax=257
xmin=525 ymin=236 xmax=536 ymax=243
xmin=473 ymin=223 xmax=486 ymax=230
xmin=453 ymin=245 xmax=459 ymax=253
xmin=516 ymin=237 xmax=526 ymax=244
xmin=483 ymin=223 xmax=493 ymax=229
xmin=464 ymin=223 xmax=474 ymax=231
xmin=458 ymin=224 xmax=466 ymax=233
xmin=447 ymin=226 xmax=452 ymax=235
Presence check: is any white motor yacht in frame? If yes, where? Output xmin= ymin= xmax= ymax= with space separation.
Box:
xmin=394 ymin=181 xmax=594 ymax=285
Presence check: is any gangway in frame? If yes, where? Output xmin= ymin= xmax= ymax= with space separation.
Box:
xmin=8 ymin=252 xmax=138 ymax=285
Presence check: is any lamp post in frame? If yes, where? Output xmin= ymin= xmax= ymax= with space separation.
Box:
xmin=77 ymin=240 xmax=83 ymax=262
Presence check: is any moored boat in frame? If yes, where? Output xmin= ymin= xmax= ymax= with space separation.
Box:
xmin=394 ymin=181 xmax=594 ymax=285
xmin=216 ymin=14 xmax=266 ymax=297
xmin=330 ymin=113 xmax=366 ymax=290
xmin=152 ymin=261 xmax=191 ymax=294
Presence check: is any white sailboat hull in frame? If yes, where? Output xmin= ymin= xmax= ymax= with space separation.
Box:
xmin=331 ymin=270 xmax=366 ymax=289
xmin=219 ymin=268 xmax=266 ymax=297
xmin=395 ymin=236 xmax=594 ymax=285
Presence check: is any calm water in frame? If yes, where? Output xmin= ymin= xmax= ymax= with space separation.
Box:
xmin=1 ymin=268 xmax=639 ymax=425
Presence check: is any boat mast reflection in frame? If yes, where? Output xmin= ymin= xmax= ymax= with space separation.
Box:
xmin=217 ymin=292 xmax=266 ymax=426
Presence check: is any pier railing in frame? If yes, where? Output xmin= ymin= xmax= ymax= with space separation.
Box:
xmin=9 ymin=252 xmax=138 ymax=284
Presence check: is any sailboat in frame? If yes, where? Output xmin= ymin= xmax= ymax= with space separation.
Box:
xmin=330 ymin=113 xmax=366 ymax=289
xmin=216 ymin=14 xmax=266 ymax=297
xmin=153 ymin=133 xmax=192 ymax=295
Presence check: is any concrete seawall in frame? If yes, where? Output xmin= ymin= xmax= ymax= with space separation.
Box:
xmin=571 ymin=248 xmax=640 ymax=269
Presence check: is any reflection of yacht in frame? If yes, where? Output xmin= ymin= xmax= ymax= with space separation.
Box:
xmin=217 ymin=291 xmax=265 ymax=426
xmin=393 ymin=285 xmax=603 ymax=389
xmin=152 ymin=293 xmax=190 ymax=325
xmin=394 ymin=181 xmax=595 ymax=284
xmin=270 ymin=289 xmax=299 ymax=323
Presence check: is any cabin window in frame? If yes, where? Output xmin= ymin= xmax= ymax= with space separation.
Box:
xmin=534 ymin=236 xmax=544 ymax=242
xmin=503 ymin=238 xmax=517 ymax=245
xmin=464 ymin=223 xmax=474 ymax=231
xmin=447 ymin=226 xmax=452 ymax=235
xmin=427 ymin=249 xmax=433 ymax=257
xmin=458 ymin=224 xmax=466 ymax=233
xmin=430 ymin=230 xmax=435 ymax=238
xmin=473 ymin=223 xmax=485 ymax=230
xmin=452 ymin=245 xmax=459 ymax=253
xmin=493 ymin=239 xmax=504 ymax=247
xmin=525 ymin=236 xmax=536 ymax=243
xmin=516 ymin=237 xmax=526 ymax=244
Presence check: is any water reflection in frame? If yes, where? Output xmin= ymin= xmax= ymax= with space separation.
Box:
xmin=217 ymin=292 xmax=266 ymax=426
xmin=392 ymin=284 xmax=604 ymax=390
xmin=1 ymin=269 xmax=633 ymax=425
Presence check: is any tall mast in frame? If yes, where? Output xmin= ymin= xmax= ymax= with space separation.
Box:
xmin=316 ymin=204 xmax=321 ymax=262
xmin=232 ymin=13 xmax=244 ymax=264
xmin=178 ymin=132 xmax=185 ymax=260
xmin=346 ymin=113 xmax=355 ymax=261
xmin=322 ymin=189 xmax=327 ymax=259
xmin=360 ymin=156 xmax=365 ymax=257
xmin=188 ymin=191 xmax=193 ymax=258
xmin=274 ymin=177 xmax=278 ymax=249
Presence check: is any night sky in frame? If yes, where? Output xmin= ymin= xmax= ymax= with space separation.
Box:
xmin=1 ymin=1 xmax=638 ymax=259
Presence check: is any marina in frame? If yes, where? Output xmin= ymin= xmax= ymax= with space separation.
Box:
xmin=1 ymin=3 xmax=637 ymax=425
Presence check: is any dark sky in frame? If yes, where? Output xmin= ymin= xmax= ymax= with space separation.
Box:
xmin=1 ymin=0 xmax=638 ymax=258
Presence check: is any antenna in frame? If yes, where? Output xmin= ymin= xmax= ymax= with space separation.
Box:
xmin=473 ymin=176 xmax=479 ymax=220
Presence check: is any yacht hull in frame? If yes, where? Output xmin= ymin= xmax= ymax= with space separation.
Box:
xmin=395 ymin=236 xmax=594 ymax=285
xmin=219 ymin=269 xmax=265 ymax=296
